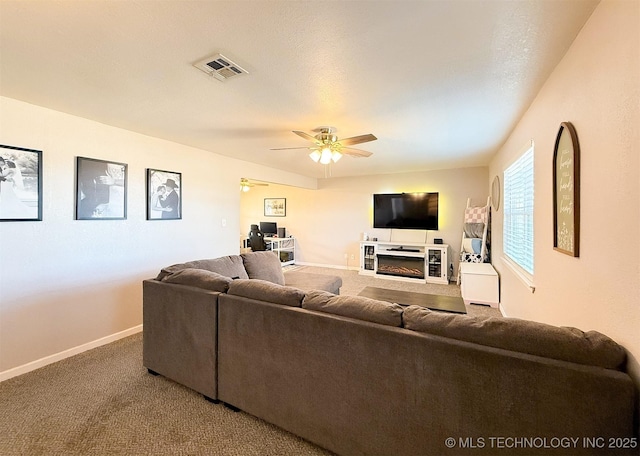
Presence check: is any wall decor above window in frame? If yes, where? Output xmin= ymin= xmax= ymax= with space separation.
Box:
xmin=0 ymin=144 xmax=42 ymax=222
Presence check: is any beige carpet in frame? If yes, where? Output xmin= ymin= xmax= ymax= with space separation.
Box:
xmin=0 ymin=266 xmax=500 ymax=455
xmin=0 ymin=333 xmax=332 ymax=456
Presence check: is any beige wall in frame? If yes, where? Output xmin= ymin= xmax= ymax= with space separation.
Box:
xmin=241 ymin=167 xmax=489 ymax=270
xmin=489 ymin=0 xmax=639 ymax=385
xmin=0 ymin=96 xmax=312 ymax=376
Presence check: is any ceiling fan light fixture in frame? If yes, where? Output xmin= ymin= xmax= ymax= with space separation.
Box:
xmin=276 ymin=127 xmax=376 ymax=167
xmin=319 ymin=147 xmax=332 ymax=164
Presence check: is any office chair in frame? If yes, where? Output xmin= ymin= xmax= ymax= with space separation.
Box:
xmin=248 ymin=224 xmax=269 ymax=251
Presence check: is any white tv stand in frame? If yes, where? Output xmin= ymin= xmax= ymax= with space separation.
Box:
xmin=359 ymin=241 xmax=449 ymax=284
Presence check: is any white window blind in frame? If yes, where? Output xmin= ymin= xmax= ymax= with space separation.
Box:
xmin=503 ymin=146 xmax=534 ymax=276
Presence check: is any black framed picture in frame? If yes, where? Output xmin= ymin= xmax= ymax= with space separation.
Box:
xmin=264 ymin=198 xmax=286 ymax=217
xmin=76 ymin=156 xmax=127 ymax=220
xmin=0 ymin=144 xmax=42 ymax=222
xmin=146 ymin=168 xmax=181 ymax=220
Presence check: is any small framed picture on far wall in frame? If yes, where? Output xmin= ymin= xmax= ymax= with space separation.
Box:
xmin=147 ymin=168 xmax=182 ymax=220
xmin=264 ymin=197 xmax=286 ymax=217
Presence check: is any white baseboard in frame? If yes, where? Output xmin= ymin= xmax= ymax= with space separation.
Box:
xmin=295 ymin=261 xmax=359 ymax=271
xmin=499 ymin=304 xmax=508 ymax=317
xmin=0 ymin=324 xmax=143 ymax=382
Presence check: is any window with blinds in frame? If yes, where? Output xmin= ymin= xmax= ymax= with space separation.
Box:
xmin=503 ymin=145 xmax=534 ymax=277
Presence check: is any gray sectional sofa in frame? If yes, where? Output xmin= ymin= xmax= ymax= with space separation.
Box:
xmin=143 ymin=251 xmax=341 ymax=400
xmin=143 ymin=251 xmax=637 ymax=456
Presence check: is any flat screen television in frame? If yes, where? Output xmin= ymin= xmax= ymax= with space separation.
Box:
xmin=373 ymin=192 xmax=439 ymax=230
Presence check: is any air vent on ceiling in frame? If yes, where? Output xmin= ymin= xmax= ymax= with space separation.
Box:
xmin=193 ymin=53 xmax=248 ymax=81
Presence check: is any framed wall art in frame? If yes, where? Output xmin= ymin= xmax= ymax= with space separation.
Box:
xmin=147 ymin=168 xmax=182 ymax=220
xmin=76 ymin=156 xmax=127 ymax=220
xmin=0 ymin=144 xmax=42 ymax=222
xmin=491 ymin=175 xmax=501 ymax=211
xmin=552 ymin=122 xmax=580 ymax=257
xmin=264 ymin=198 xmax=286 ymax=217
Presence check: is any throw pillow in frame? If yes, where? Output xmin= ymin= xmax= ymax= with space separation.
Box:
xmin=156 ymin=255 xmax=249 ymax=280
xmin=187 ymin=256 xmax=249 ymax=279
xmin=161 ymin=268 xmax=232 ymax=293
xmin=227 ymin=279 xmax=304 ymax=307
xmin=462 ymin=238 xmax=483 ymax=254
xmin=156 ymin=263 xmax=187 ymax=281
xmin=241 ymin=251 xmax=285 ymax=286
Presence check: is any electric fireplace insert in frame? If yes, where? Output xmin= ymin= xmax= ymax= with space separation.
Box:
xmin=376 ymin=254 xmax=425 ymax=280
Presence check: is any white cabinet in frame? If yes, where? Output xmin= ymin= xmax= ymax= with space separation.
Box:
xmin=360 ymin=242 xmax=376 ymax=275
xmin=359 ymin=241 xmax=449 ymax=284
xmin=460 ymin=263 xmax=499 ymax=307
xmin=426 ymin=246 xmax=449 ymax=284
xmin=266 ymin=237 xmax=296 ymax=266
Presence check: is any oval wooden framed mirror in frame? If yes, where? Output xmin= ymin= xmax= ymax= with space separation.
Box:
xmin=491 ymin=175 xmax=501 ymax=211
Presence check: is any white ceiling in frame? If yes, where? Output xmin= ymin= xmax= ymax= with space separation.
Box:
xmin=0 ymin=0 xmax=598 ymax=179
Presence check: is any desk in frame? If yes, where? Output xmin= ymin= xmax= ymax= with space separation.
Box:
xmin=460 ymin=263 xmax=499 ymax=307
xmin=241 ymin=236 xmax=296 ymax=266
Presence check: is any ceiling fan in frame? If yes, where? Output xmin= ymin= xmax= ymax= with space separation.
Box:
xmin=240 ymin=178 xmax=268 ymax=192
xmin=270 ymin=126 xmax=377 ymax=165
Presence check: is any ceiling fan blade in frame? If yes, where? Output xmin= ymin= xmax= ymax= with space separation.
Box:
xmin=341 ymin=147 xmax=373 ymax=158
xmin=292 ymin=130 xmax=319 ymax=143
xmin=269 ymin=146 xmax=315 ymax=151
xmin=337 ymin=134 xmax=377 ymax=147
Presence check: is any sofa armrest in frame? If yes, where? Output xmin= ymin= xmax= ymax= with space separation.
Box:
xmin=143 ymin=279 xmax=219 ymax=400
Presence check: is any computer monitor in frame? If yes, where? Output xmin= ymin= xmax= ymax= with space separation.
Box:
xmin=259 ymin=221 xmax=277 ymax=237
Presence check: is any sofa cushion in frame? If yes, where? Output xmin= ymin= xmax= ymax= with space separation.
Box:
xmin=228 ymin=279 xmax=304 ymax=307
xmin=303 ymin=290 xmax=403 ymax=327
xmin=156 ymin=255 xmax=248 ymax=281
xmin=284 ymin=271 xmax=342 ymax=294
xmin=241 ymin=251 xmax=285 ymax=286
xmin=161 ymin=268 xmax=232 ymax=293
xmin=403 ymin=306 xmax=626 ymax=370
